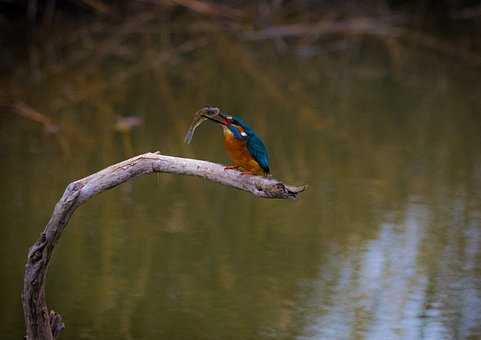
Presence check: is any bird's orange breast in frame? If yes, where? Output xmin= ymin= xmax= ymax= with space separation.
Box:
xmin=223 ymin=127 xmax=263 ymax=174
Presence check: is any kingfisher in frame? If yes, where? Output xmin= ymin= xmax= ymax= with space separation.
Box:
xmin=203 ymin=111 xmax=270 ymax=176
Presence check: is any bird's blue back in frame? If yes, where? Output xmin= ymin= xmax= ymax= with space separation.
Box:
xmin=231 ymin=115 xmax=270 ymax=174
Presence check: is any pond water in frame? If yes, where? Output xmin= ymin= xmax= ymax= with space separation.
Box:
xmin=1 ymin=36 xmax=481 ymax=339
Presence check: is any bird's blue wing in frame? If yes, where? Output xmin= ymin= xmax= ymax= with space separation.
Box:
xmin=247 ymin=135 xmax=270 ymax=173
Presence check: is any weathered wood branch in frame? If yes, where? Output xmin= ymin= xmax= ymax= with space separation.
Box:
xmin=22 ymin=152 xmax=306 ymax=340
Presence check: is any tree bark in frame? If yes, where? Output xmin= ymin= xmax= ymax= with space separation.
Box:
xmin=22 ymin=152 xmax=306 ymax=339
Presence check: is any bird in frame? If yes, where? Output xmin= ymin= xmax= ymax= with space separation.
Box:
xmin=202 ymin=112 xmax=270 ymax=176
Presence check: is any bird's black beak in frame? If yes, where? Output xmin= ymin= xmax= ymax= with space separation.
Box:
xmin=202 ymin=113 xmax=228 ymax=126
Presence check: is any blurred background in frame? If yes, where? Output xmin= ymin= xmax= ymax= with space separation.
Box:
xmin=1 ymin=1 xmax=481 ymax=339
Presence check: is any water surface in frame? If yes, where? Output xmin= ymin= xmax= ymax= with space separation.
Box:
xmin=1 ymin=37 xmax=481 ymax=339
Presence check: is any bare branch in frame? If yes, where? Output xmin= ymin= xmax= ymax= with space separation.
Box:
xmin=165 ymin=0 xmax=246 ymax=19
xmin=13 ymin=101 xmax=60 ymax=134
xmin=243 ymin=18 xmax=401 ymax=41
xmin=22 ymin=152 xmax=306 ymax=339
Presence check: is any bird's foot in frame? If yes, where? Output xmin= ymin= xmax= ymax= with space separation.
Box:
xmin=240 ymin=171 xmax=256 ymax=176
xmin=224 ymin=165 xmax=241 ymax=171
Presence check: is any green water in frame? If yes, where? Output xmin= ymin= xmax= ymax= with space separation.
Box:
xmin=1 ymin=37 xmax=481 ymax=339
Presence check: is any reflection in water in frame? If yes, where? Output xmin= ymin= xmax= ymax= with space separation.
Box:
xmin=300 ymin=201 xmax=481 ymax=340
xmin=302 ymin=205 xmax=429 ymax=339
xmin=1 ymin=33 xmax=481 ymax=339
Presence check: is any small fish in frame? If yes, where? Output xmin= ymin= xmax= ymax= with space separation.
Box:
xmin=184 ymin=106 xmax=221 ymax=144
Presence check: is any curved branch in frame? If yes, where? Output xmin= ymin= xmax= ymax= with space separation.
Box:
xmin=22 ymin=152 xmax=306 ymax=339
